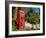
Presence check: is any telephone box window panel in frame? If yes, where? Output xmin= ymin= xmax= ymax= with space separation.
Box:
xmin=5 ymin=1 xmax=45 ymax=37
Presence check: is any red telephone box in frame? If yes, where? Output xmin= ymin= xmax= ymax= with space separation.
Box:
xmin=16 ymin=7 xmax=25 ymax=31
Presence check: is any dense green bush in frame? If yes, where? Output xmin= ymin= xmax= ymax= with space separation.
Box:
xmin=12 ymin=18 xmax=17 ymax=31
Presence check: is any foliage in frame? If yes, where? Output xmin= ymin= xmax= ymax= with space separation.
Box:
xmin=12 ymin=18 xmax=17 ymax=31
xmin=26 ymin=8 xmax=40 ymax=24
xmin=12 ymin=8 xmax=40 ymax=31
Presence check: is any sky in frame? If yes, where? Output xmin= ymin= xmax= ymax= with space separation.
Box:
xmin=24 ymin=7 xmax=40 ymax=13
xmin=12 ymin=7 xmax=40 ymax=17
xmin=12 ymin=7 xmax=40 ymax=13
